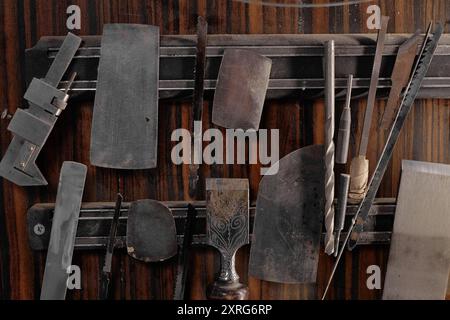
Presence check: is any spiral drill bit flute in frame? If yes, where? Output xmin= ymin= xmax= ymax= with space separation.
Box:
xmin=323 ymin=41 xmax=335 ymax=256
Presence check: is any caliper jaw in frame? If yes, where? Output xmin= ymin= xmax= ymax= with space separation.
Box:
xmin=0 ymin=33 xmax=81 ymax=186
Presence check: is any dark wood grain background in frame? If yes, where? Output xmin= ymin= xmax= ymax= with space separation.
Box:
xmin=0 ymin=0 xmax=449 ymax=300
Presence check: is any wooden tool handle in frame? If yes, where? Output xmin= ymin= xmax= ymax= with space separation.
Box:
xmin=207 ymin=280 xmax=249 ymax=301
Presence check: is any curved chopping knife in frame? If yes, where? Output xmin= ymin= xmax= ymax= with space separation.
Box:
xmin=249 ymin=145 xmax=325 ymax=284
xmin=126 ymin=199 xmax=177 ymax=263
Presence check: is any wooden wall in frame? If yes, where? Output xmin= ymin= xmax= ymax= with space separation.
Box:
xmin=0 ymin=0 xmax=449 ymax=300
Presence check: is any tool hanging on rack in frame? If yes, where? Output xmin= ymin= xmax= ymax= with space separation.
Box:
xmin=334 ymin=174 xmax=350 ymax=256
xmin=206 ymin=179 xmax=250 ymax=300
xmin=212 ymin=49 xmax=272 ymax=130
xmin=249 ymin=146 xmax=325 ymax=284
xmin=174 ymin=204 xmax=197 ymax=300
xmin=99 ymin=194 xmax=123 ymax=300
xmin=379 ymin=32 xmax=421 ymax=130
xmin=90 ymin=24 xmax=160 ymax=170
xmin=323 ymin=40 xmax=336 ymax=255
xmin=322 ymin=22 xmax=443 ymax=300
xmin=189 ymin=17 xmax=208 ymax=198
xmin=0 ymin=33 xmax=81 ymax=186
xmin=126 ymin=200 xmax=178 ymax=262
xmin=40 ymin=162 xmax=87 ymax=300
xmin=383 ymin=160 xmax=450 ymax=300
xmin=336 ymin=75 xmax=353 ymax=165
xmin=349 ymin=16 xmax=389 ymax=203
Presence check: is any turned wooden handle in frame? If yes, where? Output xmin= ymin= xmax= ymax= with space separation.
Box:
xmin=207 ymin=279 xmax=249 ymax=300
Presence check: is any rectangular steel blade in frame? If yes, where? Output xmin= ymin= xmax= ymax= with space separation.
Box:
xmin=383 ymin=161 xmax=450 ymax=300
xmin=40 ymin=162 xmax=87 ymax=300
xmin=90 ymin=24 xmax=159 ymax=169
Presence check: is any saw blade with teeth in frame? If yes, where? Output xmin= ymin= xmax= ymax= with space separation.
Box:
xmin=322 ymin=22 xmax=443 ymax=300
xmin=348 ymin=22 xmax=443 ymax=250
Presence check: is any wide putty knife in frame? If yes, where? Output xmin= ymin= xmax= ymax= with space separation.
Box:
xmin=90 ymin=24 xmax=159 ymax=169
xmin=126 ymin=200 xmax=177 ymax=262
xmin=249 ymin=145 xmax=325 ymax=284
xmin=40 ymin=162 xmax=87 ymax=300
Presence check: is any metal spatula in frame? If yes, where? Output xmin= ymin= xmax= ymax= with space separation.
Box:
xmin=126 ymin=200 xmax=177 ymax=262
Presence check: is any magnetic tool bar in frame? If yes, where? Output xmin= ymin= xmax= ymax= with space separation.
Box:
xmin=26 ymin=34 xmax=450 ymax=99
xmin=27 ymin=199 xmax=396 ymax=251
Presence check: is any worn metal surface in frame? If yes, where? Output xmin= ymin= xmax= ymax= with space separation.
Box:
xmin=212 ymin=49 xmax=271 ymax=130
xmin=0 ymin=33 xmax=81 ymax=186
xmin=349 ymin=23 xmax=443 ymax=249
xmin=90 ymin=24 xmax=159 ymax=169
xmin=173 ymin=204 xmax=197 ymax=300
xmin=380 ymin=33 xmax=422 ymax=130
xmin=336 ymin=75 xmax=352 ymax=165
xmin=25 ymin=34 xmax=450 ymax=100
xmin=324 ymin=41 xmax=335 ymax=255
xmin=249 ymin=145 xmax=325 ymax=284
xmin=206 ymin=179 xmax=249 ymax=300
xmin=99 ymin=194 xmax=122 ymax=300
xmin=188 ymin=17 xmax=208 ymax=199
xmin=334 ymin=174 xmax=350 ymax=256
xmin=40 ymin=162 xmax=87 ymax=300
xmin=126 ymin=200 xmax=177 ymax=263
xmin=383 ymin=160 xmax=450 ymax=300
xmin=359 ymin=16 xmax=389 ymax=157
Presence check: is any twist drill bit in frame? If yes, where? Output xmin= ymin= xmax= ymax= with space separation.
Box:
xmin=324 ymin=40 xmax=335 ymax=255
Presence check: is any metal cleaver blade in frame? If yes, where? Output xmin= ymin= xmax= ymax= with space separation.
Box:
xmin=249 ymin=145 xmax=325 ymax=284
xmin=90 ymin=24 xmax=159 ymax=169
xmin=212 ymin=49 xmax=272 ymax=130
xmin=126 ymin=199 xmax=177 ymax=263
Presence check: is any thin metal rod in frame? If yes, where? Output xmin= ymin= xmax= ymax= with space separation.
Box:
xmin=359 ymin=16 xmax=389 ymax=157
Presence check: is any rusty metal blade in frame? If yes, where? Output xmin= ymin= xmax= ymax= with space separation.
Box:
xmin=212 ymin=49 xmax=272 ymax=130
xmin=380 ymin=32 xmax=421 ymax=129
xmin=249 ymin=145 xmax=325 ymax=284
xmin=126 ymin=200 xmax=177 ymax=263
xmin=188 ymin=17 xmax=208 ymax=198
xmin=90 ymin=24 xmax=159 ymax=169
